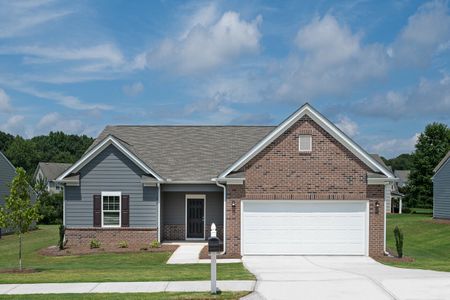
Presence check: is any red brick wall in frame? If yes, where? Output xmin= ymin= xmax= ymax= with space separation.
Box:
xmin=65 ymin=228 xmax=157 ymax=248
xmin=226 ymin=116 xmax=386 ymax=257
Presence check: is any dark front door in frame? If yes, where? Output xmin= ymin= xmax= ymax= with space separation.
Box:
xmin=187 ymin=198 xmax=204 ymax=239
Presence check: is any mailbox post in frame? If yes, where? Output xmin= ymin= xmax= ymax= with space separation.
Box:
xmin=208 ymin=223 xmax=220 ymax=294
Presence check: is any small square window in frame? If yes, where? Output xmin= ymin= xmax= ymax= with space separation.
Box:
xmin=299 ymin=135 xmax=312 ymax=152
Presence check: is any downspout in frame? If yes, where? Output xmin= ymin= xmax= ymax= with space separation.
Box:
xmin=157 ymin=182 xmax=161 ymax=243
xmin=213 ymin=179 xmax=227 ymax=255
xmin=384 ymin=183 xmax=389 ymax=256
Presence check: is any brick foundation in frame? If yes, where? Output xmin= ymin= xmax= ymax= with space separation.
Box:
xmin=65 ymin=228 xmax=157 ymax=248
xmin=225 ymin=116 xmax=387 ymax=258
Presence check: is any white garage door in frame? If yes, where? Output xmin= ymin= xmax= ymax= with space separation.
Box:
xmin=242 ymin=200 xmax=368 ymax=255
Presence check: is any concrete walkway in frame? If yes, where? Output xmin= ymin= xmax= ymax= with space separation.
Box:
xmin=0 ymin=280 xmax=256 ymax=295
xmin=243 ymin=256 xmax=450 ymax=300
xmin=166 ymin=242 xmax=241 ymax=264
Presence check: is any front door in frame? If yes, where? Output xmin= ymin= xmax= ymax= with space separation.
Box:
xmin=186 ymin=197 xmax=205 ymax=239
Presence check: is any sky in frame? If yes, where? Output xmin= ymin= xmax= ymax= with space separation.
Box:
xmin=0 ymin=0 xmax=449 ymax=158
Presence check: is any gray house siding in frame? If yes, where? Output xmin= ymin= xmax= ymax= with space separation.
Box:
xmin=162 ymin=191 xmax=223 ymax=225
xmin=0 ymin=152 xmax=16 ymax=208
xmin=65 ymin=145 xmax=158 ymax=227
xmin=434 ymin=158 xmax=450 ymax=219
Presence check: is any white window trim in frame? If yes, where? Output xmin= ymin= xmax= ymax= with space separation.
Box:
xmin=101 ymin=191 xmax=122 ymax=228
xmin=298 ymin=135 xmax=312 ymax=152
xmin=185 ymin=194 xmax=206 ymax=240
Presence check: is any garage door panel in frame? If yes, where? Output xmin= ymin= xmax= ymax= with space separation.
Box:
xmin=242 ymin=201 xmax=368 ymax=255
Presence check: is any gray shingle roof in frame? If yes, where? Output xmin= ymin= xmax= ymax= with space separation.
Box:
xmin=37 ymin=162 xmax=72 ymax=181
xmin=394 ymin=170 xmax=410 ymax=187
xmin=90 ymin=126 xmax=275 ymax=181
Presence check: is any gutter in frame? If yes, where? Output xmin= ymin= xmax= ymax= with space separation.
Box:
xmin=212 ymin=178 xmax=227 ymax=256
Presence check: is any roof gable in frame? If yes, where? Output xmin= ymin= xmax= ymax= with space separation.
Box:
xmin=219 ymin=103 xmax=395 ymax=179
xmin=434 ymin=151 xmax=450 ymax=177
xmin=57 ymin=135 xmax=164 ymax=182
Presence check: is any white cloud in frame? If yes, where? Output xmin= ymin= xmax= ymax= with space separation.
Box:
xmin=0 ymin=89 xmax=12 ymax=113
xmin=354 ymin=72 xmax=450 ymax=119
xmin=335 ymin=116 xmax=359 ymax=137
xmin=0 ymin=115 xmax=25 ymax=135
xmin=142 ymin=10 xmax=262 ymax=74
xmin=390 ymin=0 xmax=450 ymax=66
xmin=370 ymin=133 xmax=419 ymax=157
xmin=276 ymin=15 xmax=388 ymax=100
xmin=0 ymin=0 xmax=72 ymax=38
xmin=1 ymin=44 xmax=125 ymax=65
xmin=37 ymin=112 xmax=84 ymax=134
xmin=122 ymin=82 xmax=144 ymax=97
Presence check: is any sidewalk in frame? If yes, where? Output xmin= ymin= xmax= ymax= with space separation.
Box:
xmin=0 ymin=280 xmax=256 ymax=295
xmin=166 ymin=242 xmax=241 ymax=264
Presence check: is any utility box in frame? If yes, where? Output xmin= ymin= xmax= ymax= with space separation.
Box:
xmin=208 ymin=236 xmax=220 ymax=253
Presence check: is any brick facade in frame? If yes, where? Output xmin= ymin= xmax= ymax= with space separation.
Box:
xmin=65 ymin=228 xmax=157 ymax=248
xmin=225 ymin=116 xmax=386 ymax=257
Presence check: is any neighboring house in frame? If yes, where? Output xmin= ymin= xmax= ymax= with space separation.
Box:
xmin=34 ymin=162 xmax=71 ymax=193
xmin=433 ymin=151 xmax=450 ymax=219
xmin=0 ymin=151 xmax=36 ymax=235
xmin=57 ymin=104 xmax=396 ymax=257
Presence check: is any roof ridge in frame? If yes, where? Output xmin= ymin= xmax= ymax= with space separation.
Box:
xmin=104 ymin=125 xmax=277 ymax=128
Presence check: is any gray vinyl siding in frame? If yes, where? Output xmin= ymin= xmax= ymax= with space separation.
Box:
xmin=65 ymin=145 xmax=158 ymax=228
xmin=434 ymin=159 xmax=450 ymax=219
xmin=162 ymin=191 xmax=223 ymax=225
xmin=0 ymin=152 xmax=16 ymax=208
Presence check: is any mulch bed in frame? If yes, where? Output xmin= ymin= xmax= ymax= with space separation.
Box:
xmin=0 ymin=268 xmax=39 ymax=274
xmin=39 ymin=244 xmax=179 ymax=257
xmin=199 ymin=245 xmax=241 ymax=260
xmin=375 ymin=256 xmax=415 ymax=263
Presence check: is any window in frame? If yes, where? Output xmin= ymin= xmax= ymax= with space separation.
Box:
xmin=299 ymin=135 xmax=312 ymax=152
xmin=102 ymin=192 xmax=121 ymax=227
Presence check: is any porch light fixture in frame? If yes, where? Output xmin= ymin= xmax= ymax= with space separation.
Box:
xmin=375 ymin=201 xmax=380 ymax=214
xmin=231 ymin=201 xmax=236 ymax=208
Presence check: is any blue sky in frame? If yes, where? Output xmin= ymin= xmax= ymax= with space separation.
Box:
xmin=0 ymin=0 xmax=449 ymax=158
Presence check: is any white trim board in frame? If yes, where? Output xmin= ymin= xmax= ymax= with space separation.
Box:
xmin=185 ymin=194 xmax=206 ymax=240
xmin=56 ymin=135 xmax=163 ymax=182
xmin=219 ymin=103 xmax=395 ymax=180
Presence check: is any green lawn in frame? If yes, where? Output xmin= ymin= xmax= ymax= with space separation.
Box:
xmin=0 ymin=292 xmax=248 ymax=300
xmin=0 ymin=225 xmax=254 ymax=284
xmin=385 ymin=213 xmax=450 ymax=272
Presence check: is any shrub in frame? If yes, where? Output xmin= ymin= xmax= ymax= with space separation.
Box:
xmin=402 ymin=207 xmax=411 ymax=214
xmin=118 ymin=241 xmax=128 ymax=248
xmin=90 ymin=239 xmax=101 ymax=249
xmin=58 ymin=225 xmax=65 ymax=250
xmin=394 ymin=226 xmax=404 ymax=258
xmin=150 ymin=240 xmax=160 ymax=248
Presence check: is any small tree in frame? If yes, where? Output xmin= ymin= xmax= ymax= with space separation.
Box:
xmin=394 ymin=226 xmax=404 ymax=258
xmin=0 ymin=168 xmax=40 ymax=271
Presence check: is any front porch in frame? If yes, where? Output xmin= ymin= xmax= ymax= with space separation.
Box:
xmin=160 ymin=184 xmax=224 ymax=241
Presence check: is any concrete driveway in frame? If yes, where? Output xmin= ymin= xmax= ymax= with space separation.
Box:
xmin=242 ymin=256 xmax=450 ymax=300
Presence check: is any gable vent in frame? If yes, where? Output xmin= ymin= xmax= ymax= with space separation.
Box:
xmin=299 ymin=135 xmax=312 ymax=152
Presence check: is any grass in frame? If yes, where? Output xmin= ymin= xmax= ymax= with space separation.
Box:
xmin=0 ymin=292 xmax=249 ymax=300
xmin=0 ymin=225 xmax=254 ymax=284
xmin=385 ymin=213 xmax=450 ymax=272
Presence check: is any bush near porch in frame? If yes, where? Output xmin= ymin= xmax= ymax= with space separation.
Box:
xmin=0 ymin=225 xmax=254 ymax=284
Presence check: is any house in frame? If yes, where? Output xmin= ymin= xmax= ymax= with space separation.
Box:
xmin=433 ymin=151 xmax=450 ymax=219
xmin=57 ymin=104 xmax=396 ymax=257
xmin=0 ymin=151 xmax=36 ymax=235
xmin=34 ymin=162 xmax=71 ymax=193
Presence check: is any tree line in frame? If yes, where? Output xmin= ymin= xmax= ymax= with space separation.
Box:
xmin=0 ymin=131 xmax=93 ymax=178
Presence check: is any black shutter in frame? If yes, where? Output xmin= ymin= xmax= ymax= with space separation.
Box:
xmin=121 ymin=195 xmax=130 ymax=227
xmin=93 ymin=195 xmax=101 ymax=227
